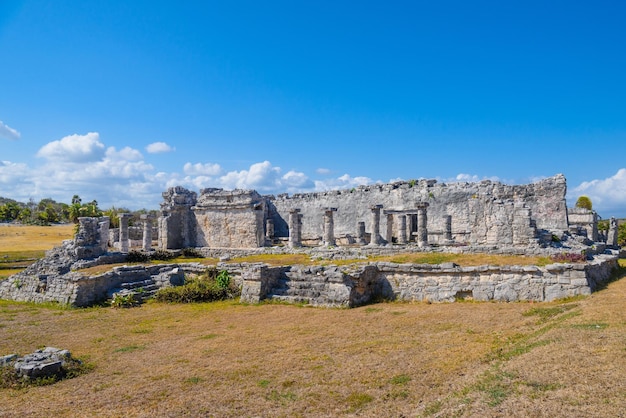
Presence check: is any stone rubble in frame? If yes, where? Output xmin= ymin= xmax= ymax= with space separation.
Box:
xmin=1 ymin=347 xmax=75 ymax=380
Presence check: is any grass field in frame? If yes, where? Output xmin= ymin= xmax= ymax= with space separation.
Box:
xmin=1 ymin=226 xmax=624 ymax=417
xmin=0 ymin=264 xmax=624 ymax=417
xmin=0 ymin=224 xmax=75 ymax=280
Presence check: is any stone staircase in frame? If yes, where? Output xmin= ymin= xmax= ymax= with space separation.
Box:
xmin=266 ymin=268 xmax=341 ymax=305
xmin=110 ymin=278 xmax=160 ymax=304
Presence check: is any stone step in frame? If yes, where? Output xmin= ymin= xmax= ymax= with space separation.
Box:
xmin=269 ymin=287 xmax=321 ymax=298
xmin=267 ymin=294 xmax=314 ymax=305
xmin=120 ymin=279 xmax=157 ymax=290
xmin=274 ymin=278 xmax=327 ymax=291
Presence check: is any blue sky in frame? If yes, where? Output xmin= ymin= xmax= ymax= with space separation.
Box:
xmin=1 ymin=1 xmax=625 ymax=217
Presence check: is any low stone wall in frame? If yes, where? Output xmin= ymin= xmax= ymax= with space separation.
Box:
xmin=0 ymin=264 xmax=187 ymax=307
xmin=236 ymin=255 xmax=619 ymax=306
xmin=375 ymin=254 xmax=618 ymax=302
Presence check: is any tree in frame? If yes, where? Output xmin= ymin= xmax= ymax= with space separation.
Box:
xmin=575 ymin=196 xmax=593 ymax=211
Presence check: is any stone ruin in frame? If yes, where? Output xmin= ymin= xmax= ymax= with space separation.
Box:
xmin=158 ymin=175 xmax=571 ymax=250
xmin=0 ymin=174 xmax=622 ymax=307
xmin=1 ymin=347 xmax=79 ymax=380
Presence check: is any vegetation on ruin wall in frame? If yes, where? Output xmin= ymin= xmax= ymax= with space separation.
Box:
xmin=0 ymin=263 xmax=625 ymax=416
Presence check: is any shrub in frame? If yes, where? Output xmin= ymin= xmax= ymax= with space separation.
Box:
xmin=154 ymin=272 xmax=239 ymax=303
xmin=150 ymin=250 xmax=176 ymax=261
xmin=111 ymin=293 xmax=138 ymax=308
xmin=216 ymin=270 xmax=231 ymax=288
xmin=126 ymin=250 xmax=149 ymax=263
xmin=575 ymin=196 xmax=592 ymax=210
xmin=181 ymin=247 xmax=203 ymax=258
xmin=550 ymin=252 xmax=587 ymax=263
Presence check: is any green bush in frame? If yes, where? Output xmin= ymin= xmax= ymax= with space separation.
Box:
xmin=216 ymin=270 xmax=231 ymax=288
xmin=150 ymin=250 xmax=176 ymax=261
xmin=154 ymin=271 xmax=239 ymax=303
xmin=111 ymin=293 xmax=138 ymax=308
xmin=181 ymin=247 xmax=203 ymax=258
xmin=575 ymin=196 xmax=592 ymax=210
xmin=126 ymin=250 xmax=149 ymax=263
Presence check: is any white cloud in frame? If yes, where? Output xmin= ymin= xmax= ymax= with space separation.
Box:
xmin=106 ymin=146 xmax=143 ymax=161
xmin=183 ymin=162 xmax=222 ymax=176
xmin=146 ymin=141 xmax=175 ymax=153
xmin=314 ymin=174 xmax=373 ymax=191
xmin=36 ymin=132 xmax=105 ymax=162
xmin=451 ymin=173 xmax=501 ymax=183
xmin=219 ymin=161 xmax=281 ymax=191
xmin=0 ymin=120 xmax=20 ymax=140
xmin=316 ymin=168 xmax=331 ymax=175
xmin=570 ymin=168 xmax=626 ymax=217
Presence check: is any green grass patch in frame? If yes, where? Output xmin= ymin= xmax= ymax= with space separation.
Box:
xmin=571 ymin=322 xmax=609 ymax=330
xmin=183 ymin=376 xmax=204 ymax=384
xmin=113 ymin=345 xmax=145 ymax=353
xmin=389 ymin=374 xmax=411 ymax=385
xmin=345 ymin=392 xmax=374 ymax=411
xmin=522 ymin=304 xmax=579 ymax=323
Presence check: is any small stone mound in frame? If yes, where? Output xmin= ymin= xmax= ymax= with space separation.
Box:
xmin=1 ymin=347 xmax=80 ymax=381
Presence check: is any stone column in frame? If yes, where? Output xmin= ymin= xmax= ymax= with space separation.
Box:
xmin=386 ymin=214 xmax=394 ymax=244
xmin=397 ymin=215 xmax=407 ymax=244
xmin=370 ymin=205 xmax=383 ymax=245
xmin=443 ymin=215 xmax=453 ymax=244
xmin=265 ymin=219 xmax=274 ymax=246
xmin=607 ymin=217 xmax=618 ymax=247
xmin=141 ymin=214 xmax=154 ymax=251
xmin=118 ymin=213 xmax=132 ymax=253
xmin=357 ymin=221 xmax=367 ymax=245
xmin=98 ymin=216 xmax=110 ymax=253
xmin=406 ymin=214 xmax=414 ymax=242
xmin=288 ymin=209 xmax=301 ymax=248
xmin=322 ymin=208 xmax=337 ymax=246
xmin=416 ymin=203 xmax=429 ymax=248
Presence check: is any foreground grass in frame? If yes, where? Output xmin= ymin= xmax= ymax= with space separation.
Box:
xmin=1 ymin=262 xmax=624 ymax=417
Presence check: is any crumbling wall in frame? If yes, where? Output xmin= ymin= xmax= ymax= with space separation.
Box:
xmin=567 ymin=207 xmax=599 ymax=241
xmin=235 ymin=254 xmax=618 ymax=306
xmin=193 ymin=189 xmax=266 ymax=248
xmin=159 ymin=187 xmax=197 ymax=249
xmin=267 ymin=175 xmax=567 ymax=246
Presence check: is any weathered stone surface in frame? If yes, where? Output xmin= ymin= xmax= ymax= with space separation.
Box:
xmin=7 ymin=347 xmax=74 ymax=379
xmin=234 ymin=255 xmax=618 ymax=306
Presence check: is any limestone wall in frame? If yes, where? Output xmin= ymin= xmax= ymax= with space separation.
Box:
xmin=193 ymin=189 xmax=266 ymax=248
xmin=567 ymin=207 xmax=599 ymax=241
xmin=235 ymin=254 xmax=618 ymax=306
xmin=267 ymin=175 xmax=568 ymax=246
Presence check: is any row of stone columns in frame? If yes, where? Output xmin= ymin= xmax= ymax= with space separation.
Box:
xmin=286 ymin=203 xmax=433 ymax=248
xmin=117 ymin=213 xmax=155 ymax=253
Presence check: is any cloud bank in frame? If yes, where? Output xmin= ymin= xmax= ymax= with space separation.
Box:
xmin=570 ymin=168 xmax=626 ymax=217
xmin=3 ymin=132 xmax=625 ymax=217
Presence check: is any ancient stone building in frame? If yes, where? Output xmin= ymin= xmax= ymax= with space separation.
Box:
xmin=158 ymin=174 xmax=570 ymax=249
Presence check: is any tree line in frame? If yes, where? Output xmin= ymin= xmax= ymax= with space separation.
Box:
xmin=0 ymin=195 xmax=157 ymax=227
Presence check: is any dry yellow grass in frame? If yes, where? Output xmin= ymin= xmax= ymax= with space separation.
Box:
xmin=0 ymin=224 xmax=75 ymax=280
xmin=1 ymin=262 xmax=624 ymax=417
xmin=0 ymin=224 xmax=75 ymax=252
